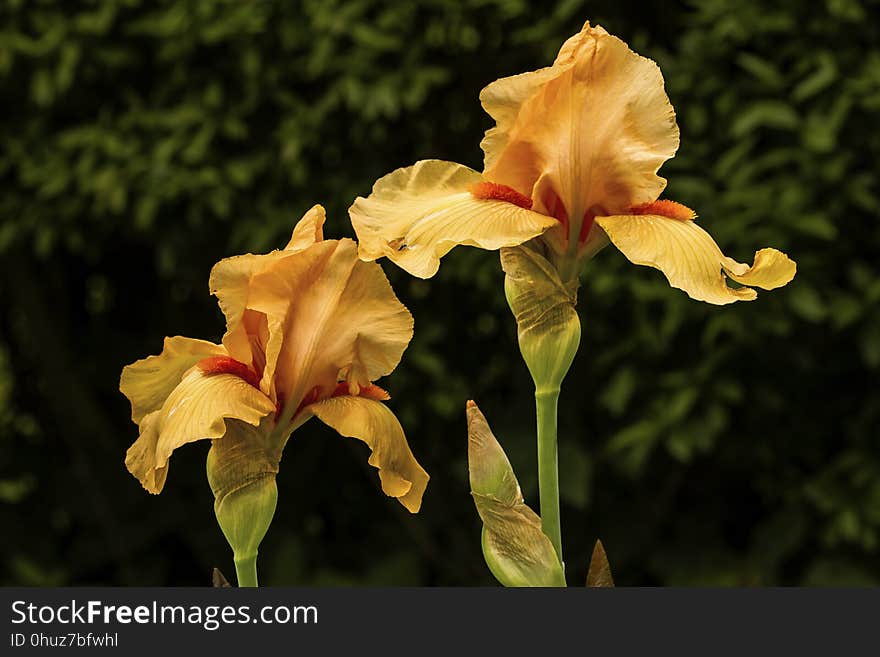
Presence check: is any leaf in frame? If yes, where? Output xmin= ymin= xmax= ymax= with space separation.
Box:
xmin=792 ymin=52 xmax=837 ymax=102
xmin=731 ymin=101 xmax=799 ymax=137
xmin=736 ymin=53 xmax=784 ymax=89
xmin=586 ymin=540 xmax=615 ymax=587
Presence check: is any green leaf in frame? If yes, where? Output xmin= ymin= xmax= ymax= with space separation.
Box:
xmin=793 ymin=52 xmax=837 ymax=102
xmin=736 ymin=53 xmax=784 ymax=89
xmin=788 ymin=285 xmax=827 ymax=323
xmin=731 ymin=101 xmax=799 ymax=137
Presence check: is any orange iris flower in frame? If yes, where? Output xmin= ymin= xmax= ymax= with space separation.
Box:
xmin=349 ymin=22 xmax=795 ymax=304
xmin=121 ymin=205 xmax=428 ymax=513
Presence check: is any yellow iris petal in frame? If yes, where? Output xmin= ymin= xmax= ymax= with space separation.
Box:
xmin=722 ymin=249 xmax=798 ymax=290
xmin=125 ymin=368 xmax=276 ymax=493
xmin=307 ymin=395 xmax=429 ymax=513
xmin=481 ymin=22 xmax=680 ymax=220
xmin=595 ymin=214 xmax=796 ymax=305
xmin=209 ymin=253 xmax=278 ymax=367
xmin=285 ymin=204 xmax=326 ymax=252
xmin=209 ymin=205 xmax=328 ymax=369
xmin=245 ymin=238 xmax=414 ymax=408
xmin=349 ymin=159 xmax=557 ymax=279
xmin=120 ymin=336 xmax=226 ymax=424
xmin=479 ymin=67 xmax=564 ymax=196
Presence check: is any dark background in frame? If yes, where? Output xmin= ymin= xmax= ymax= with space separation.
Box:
xmin=1 ymin=0 xmax=878 ymax=586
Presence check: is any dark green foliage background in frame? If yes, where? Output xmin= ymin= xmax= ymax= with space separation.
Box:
xmin=1 ymin=0 xmax=878 ymax=586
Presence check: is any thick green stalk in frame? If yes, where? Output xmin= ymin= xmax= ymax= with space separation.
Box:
xmin=536 ymin=387 xmax=562 ymax=562
xmin=234 ymin=553 xmax=258 ymax=587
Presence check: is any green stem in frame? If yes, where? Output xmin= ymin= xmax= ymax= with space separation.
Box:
xmin=535 ymin=387 xmax=562 ymax=563
xmin=234 ymin=552 xmax=258 ymax=587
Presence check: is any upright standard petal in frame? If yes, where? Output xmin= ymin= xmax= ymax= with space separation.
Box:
xmin=595 ymin=213 xmax=796 ymax=305
xmin=208 ymin=206 xmax=327 ymax=377
xmin=481 ymin=23 xmax=679 ymax=233
xmin=245 ymin=239 xmax=414 ymax=409
xmin=285 ymin=204 xmax=326 ymax=252
xmin=125 ymin=368 xmax=276 ymax=493
xmin=307 ymin=395 xmax=428 ymax=513
xmin=210 ymin=253 xmax=290 ymax=368
xmin=120 ymin=336 xmax=226 ymax=424
xmin=349 ymin=160 xmax=557 ymax=278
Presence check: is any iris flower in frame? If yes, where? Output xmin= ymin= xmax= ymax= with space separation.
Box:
xmin=121 ymin=205 xmax=428 ymax=578
xmin=350 ymin=22 xmax=796 ymax=303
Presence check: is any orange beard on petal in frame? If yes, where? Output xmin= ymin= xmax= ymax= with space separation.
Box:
xmin=626 ymin=199 xmax=697 ymax=221
xmin=292 ymin=381 xmax=391 ymax=420
xmin=469 ymin=182 xmax=534 ymax=209
xmin=197 ymin=356 xmax=262 ymax=388
xmin=330 ymin=381 xmax=391 ymax=401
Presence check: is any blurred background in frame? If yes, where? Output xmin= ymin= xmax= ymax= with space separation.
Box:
xmin=1 ymin=0 xmax=879 ymax=586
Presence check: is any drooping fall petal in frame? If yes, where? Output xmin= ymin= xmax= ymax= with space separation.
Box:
xmin=595 ymin=213 xmax=796 ymax=304
xmin=125 ymin=368 xmax=276 ymax=493
xmin=307 ymin=395 xmax=428 ymax=513
xmin=722 ymin=249 xmax=799 ymax=290
xmin=481 ymin=22 xmax=680 ymax=223
xmin=349 ymin=159 xmax=557 ymax=278
xmin=467 ymin=401 xmax=565 ymax=587
xmin=120 ymin=336 xmax=226 ymax=424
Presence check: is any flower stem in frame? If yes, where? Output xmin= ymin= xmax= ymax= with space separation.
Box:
xmin=535 ymin=386 xmax=562 ymax=563
xmin=234 ymin=552 xmax=259 ymax=587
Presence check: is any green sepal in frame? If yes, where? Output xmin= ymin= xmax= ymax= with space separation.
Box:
xmin=206 ymin=417 xmax=281 ymax=586
xmin=501 ymin=244 xmax=581 ymax=393
xmin=468 ymin=401 xmax=566 ymax=587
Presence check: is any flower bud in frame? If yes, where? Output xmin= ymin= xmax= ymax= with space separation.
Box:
xmin=467 ymin=401 xmax=565 ymax=587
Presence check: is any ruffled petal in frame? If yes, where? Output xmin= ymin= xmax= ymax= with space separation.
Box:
xmin=209 ymin=253 xmax=288 ymax=367
xmin=479 ymin=68 xmax=566 ymax=195
xmin=120 ymin=336 xmax=226 ymax=424
xmin=722 ymin=249 xmax=798 ymax=290
xmin=307 ymin=395 xmax=428 ymax=512
xmin=349 ymin=160 xmax=557 ymax=278
xmin=285 ymin=204 xmax=326 ymax=252
xmin=595 ymin=213 xmax=796 ymax=305
xmin=124 ymin=368 xmax=276 ymax=493
xmin=481 ymin=22 xmax=679 ymax=223
xmin=245 ymin=239 xmax=413 ymax=408
xmin=209 ymin=206 xmax=327 ymax=369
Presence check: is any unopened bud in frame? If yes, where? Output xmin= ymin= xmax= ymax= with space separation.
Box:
xmin=467 ymin=401 xmax=565 ymax=587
